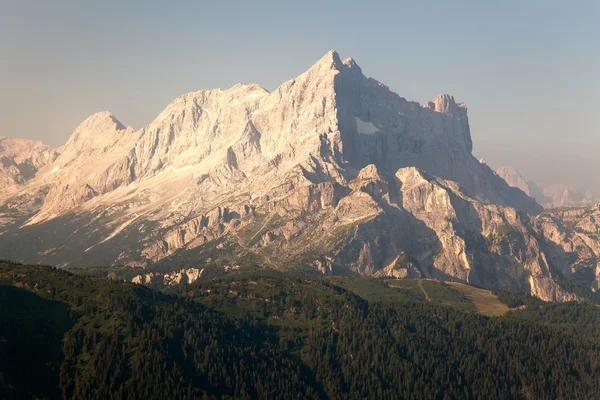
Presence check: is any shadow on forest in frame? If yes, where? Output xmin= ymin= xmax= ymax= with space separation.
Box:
xmin=0 ymin=285 xmax=72 ymax=399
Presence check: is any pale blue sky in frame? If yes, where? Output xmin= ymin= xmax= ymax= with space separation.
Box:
xmin=1 ymin=0 xmax=598 ymax=192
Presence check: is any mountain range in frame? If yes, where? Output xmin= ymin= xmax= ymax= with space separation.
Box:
xmin=1 ymin=51 xmax=598 ymax=301
xmin=496 ymin=166 xmax=596 ymax=208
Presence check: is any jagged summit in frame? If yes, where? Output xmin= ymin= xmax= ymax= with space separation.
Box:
xmin=425 ymin=94 xmax=464 ymax=114
xmin=313 ymin=49 xmax=343 ymax=69
xmin=342 ymin=57 xmax=362 ymax=73
xmin=230 ymin=82 xmax=269 ymax=92
xmin=296 ymin=49 xmax=343 ymax=74
xmin=76 ymin=111 xmax=126 ymax=131
xmin=59 ymin=111 xmax=129 ymax=157
xmin=59 ymin=111 xmax=132 ymax=163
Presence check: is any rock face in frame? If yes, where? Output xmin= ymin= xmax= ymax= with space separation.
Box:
xmin=538 ymin=205 xmax=600 ymax=292
xmin=496 ymin=166 xmax=596 ymax=208
xmin=132 ymin=267 xmax=204 ymax=286
xmin=1 ymin=50 xmax=593 ymax=301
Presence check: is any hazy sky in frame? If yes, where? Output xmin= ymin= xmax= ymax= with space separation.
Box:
xmin=1 ymin=1 xmax=598 ymax=193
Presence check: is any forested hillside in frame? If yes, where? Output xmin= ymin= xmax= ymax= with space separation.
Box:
xmin=1 ymin=261 xmax=599 ymax=399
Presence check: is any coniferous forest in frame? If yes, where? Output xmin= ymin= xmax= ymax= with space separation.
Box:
xmin=1 ymin=261 xmax=599 ymax=399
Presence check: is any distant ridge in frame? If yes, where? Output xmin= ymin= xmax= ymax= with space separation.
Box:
xmin=496 ymin=165 xmax=596 ymax=208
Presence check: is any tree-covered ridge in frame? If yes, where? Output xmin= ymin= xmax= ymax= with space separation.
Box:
xmin=0 ymin=263 xmax=319 ymax=399
xmin=1 ymin=262 xmax=600 ymax=399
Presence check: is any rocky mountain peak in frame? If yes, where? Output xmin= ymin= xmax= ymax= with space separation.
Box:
xmin=309 ymin=49 xmax=343 ymax=72
xmin=496 ymin=166 xmax=530 ymax=195
xmin=292 ymin=50 xmax=346 ymax=89
xmin=58 ymin=111 xmax=132 ymax=167
xmin=423 ymin=94 xmax=467 ymax=115
xmin=64 ymin=111 xmax=126 ymax=148
xmin=342 ymin=57 xmax=362 ymax=74
xmin=76 ymin=111 xmax=125 ymax=132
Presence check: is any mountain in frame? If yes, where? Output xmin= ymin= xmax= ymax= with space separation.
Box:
xmin=0 ymin=137 xmax=57 ymax=194
xmin=1 ymin=262 xmax=600 ymax=399
xmin=538 ymin=204 xmax=600 ymax=291
xmin=495 ymin=166 xmax=534 ymax=196
xmin=542 ymin=184 xmax=597 ymax=208
xmin=495 ymin=167 xmax=600 ymax=293
xmin=496 ymin=166 xmax=596 ymax=208
xmin=2 ymin=50 xmax=595 ymax=301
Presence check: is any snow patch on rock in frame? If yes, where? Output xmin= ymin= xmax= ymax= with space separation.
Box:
xmin=354 ymin=117 xmax=379 ymax=135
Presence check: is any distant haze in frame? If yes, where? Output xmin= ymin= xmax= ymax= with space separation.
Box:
xmin=1 ymin=1 xmax=598 ymax=194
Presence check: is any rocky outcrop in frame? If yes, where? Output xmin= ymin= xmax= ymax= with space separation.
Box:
xmin=132 ymin=267 xmax=204 ymax=286
xmin=2 ymin=50 xmax=588 ymax=301
xmin=528 ymin=275 xmax=579 ymax=302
